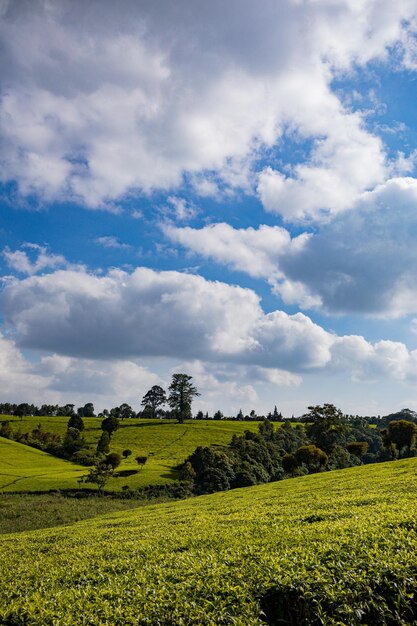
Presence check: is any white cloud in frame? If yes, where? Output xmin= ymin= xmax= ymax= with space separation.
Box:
xmin=166 ymin=178 xmax=417 ymax=317
xmin=2 ymin=266 xmax=417 ymax=411
xmin=3 ymin=244 xmax=67 ymax=275
xmin=0 ymin=331 xmax=161 ymax=410
xmin=94 ymin=236 xmax=132 ymax=250
xmin=0 ymin=266 xmax=332 ymax=370
xmin=164 ymin=222 xmax=310 ymax=280
xmin=0 ymin=1 xmax=415 ymax=210
xmin=166 ymin=196 xmax=198 ymax=221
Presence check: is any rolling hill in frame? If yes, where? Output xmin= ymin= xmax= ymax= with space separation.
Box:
xmin=0 ymin=417 xmax=263 ymax=491
xmin=1 ymin=457 xmax=417 ymax=624
xmin=0 ymin=437 xmax=87 ymax=492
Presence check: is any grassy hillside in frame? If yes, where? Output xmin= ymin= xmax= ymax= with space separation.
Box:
xmin=1 ymin=417 xmax=263 ymax=490
xmin=0 ymin=437 xmax=87 ymax=492
xmin=1 ymin=458 xmax=417 ymax=624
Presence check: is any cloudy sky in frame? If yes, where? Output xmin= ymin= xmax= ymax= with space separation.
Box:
xmin=2 ymin=0 xmax=417 ymax=416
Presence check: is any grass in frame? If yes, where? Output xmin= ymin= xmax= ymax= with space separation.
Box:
xmin=1 ymin=416 xmax=264 ymax=491
xmin=0 ymin=493 xmax=154 ymax=534
xmin=1 ymin=458 xmax=417 ymax=624
xmin=0 ymin=437 xmax=87 ymax=492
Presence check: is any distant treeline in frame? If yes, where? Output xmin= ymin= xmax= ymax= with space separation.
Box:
xmin=1 ymin=401 xmax=417 ymax=426
xmin=179 ymin=404 xmax=417 ymax=496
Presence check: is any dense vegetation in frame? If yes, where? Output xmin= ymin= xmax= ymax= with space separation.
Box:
xmin=1 ymin=457 xmax=417 ymax=624
xmin=180 ymin=404 xmax=412 ymax=496
xmin=0 ymin=418 xmax=262 ymax=492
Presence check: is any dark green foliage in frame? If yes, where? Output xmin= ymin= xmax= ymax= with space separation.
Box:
xmin=259 ymin=418 xmax=274 ymax=441
xmin=347 ymin=441 xmax=369 ymax=459
xmin=80 ymin=462 xmax=114 ymax=492
xmin=327 ymin=444 xmax=357 ymax=470
xmin=141 ymin=385 xmax=167 ymax=418
xmin=305 ymin=403 xmax=350 ymax=454
xmin=122 ymin=449 xmax=132 ymax=459
xmin=185 ymin=446 xmax=235 ymax=493
xmin=135 ymin=455 xmax=148 ymax=467
xmin=0 ymin=420 xmax=13 ymax=439
xmin=71 ymin=450 xmax=96 ymax=466
xmin=272 ymin=421 xmax=307 ymax=454
xmin=63 ymin=427 xmax=86 ymax=455
xmin=96 ymin=431 xmax=110 ymax=455
xmin=101 ymin=416 xmax=119 ymax=437
xmin=382 ymin=419 xmax=417 ymax=457
xmin=105 ymin=452 xmax=122 ymax=469
xmin=77 ymin=402 xmax=95 ymax=417
xmin=67 ymin=414 xmax=84 ymax=431
xmin=295 ymin=444 xmax=328 ymax=473
xmin=168 ymin=373 xmax=200 ymax=423
xmin=179 ymin=461 xmax=196 ymax=482
xmin=282 ymin=453 xmax=298 ymax=476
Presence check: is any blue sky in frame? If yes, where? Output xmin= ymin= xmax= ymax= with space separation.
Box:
xmin=2 ymin=0 xmax=417 ymax=416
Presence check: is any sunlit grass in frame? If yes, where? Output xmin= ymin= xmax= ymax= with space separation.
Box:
xmin=1 ymin=458 xmax=417 ymax=624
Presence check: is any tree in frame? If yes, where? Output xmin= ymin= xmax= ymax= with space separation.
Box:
xmin=119 ymin=403 xmax=134 ymax=420
xmin=382 ymin=420 xmax=417 ymax=457
xmin=78 ymin=402 xmax=95 ymax=417
xmin=67 ymin=414 xmax=84 ymax=431
xmin=305 ymin=404 xmax=349 ymax=454
xmin=81 ymin=462 xmax=114 ymax=494
xmin=168 ymin=374 xmax=200 ymax=423
xmin=63 ymin=427 xmax=86 ymax=455
xmin=104 ymin=452 xmax=121 ymax=469
xmin=135 ymin=455 xmax=148 ymax=468
xmin=295 ymin=444 xmax=328 ymax=473
xmin=141 ymin=385 xmax=167 ymax=418
xmin=347 ymin=441 xmax=369 ymax=461
xmin=96 ymin=431 xmax=110 ymax=455
xmin=101 ymin=416 xmax=119 ymax=438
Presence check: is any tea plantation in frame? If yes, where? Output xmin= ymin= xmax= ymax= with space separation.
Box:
xmin=0 ymin=417 xmax=262 ymax=490
xmin=1 ymin=457 xmax=417 ymax=624
xmin=0 ymin=437 xmax=86 ymax=492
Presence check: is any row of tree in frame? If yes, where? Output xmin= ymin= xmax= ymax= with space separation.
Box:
xmin=179 ymin=404 xmax=417 ymax=495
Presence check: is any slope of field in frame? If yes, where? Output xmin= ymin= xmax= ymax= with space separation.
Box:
xmin=1 ymin=458 xmax=417 ymax=624
xmin=1 ymin=417 xmax=263 ymax=490
xmin=0 ymin=437 xmax=87 ymax=492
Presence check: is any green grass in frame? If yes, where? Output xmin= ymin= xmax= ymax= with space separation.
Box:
xmin=0 ymin=437 xmax=87 ymax=492
xmin=0 ymin=493 xmax=155 ymax=534
xmin=1 ymin=458 xmax=417 ymax=624
xmin=1 ymin=416 xmax=264 ymax=490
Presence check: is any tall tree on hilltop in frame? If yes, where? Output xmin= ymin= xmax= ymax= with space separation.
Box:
xmin=141 ymin=385 xmax=167 ymax=418
xmin=168 ymin=374 xmax=200 ymax=423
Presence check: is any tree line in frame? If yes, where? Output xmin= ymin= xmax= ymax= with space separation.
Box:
xmin=178 ymin=404 xmax=417 ymax=496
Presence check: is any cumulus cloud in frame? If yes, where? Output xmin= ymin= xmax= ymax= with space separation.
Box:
xmin=276 ymin=177 xmax=417 ymax=316
xmin=3 ymin=244 xmax=67 ymax=275
xmin=166 ymin=178 xmax=417 ymax=317
xmin=0 ymin=331 xmax=162 ymax=409
xmin=330 ymin=335 xmax=417 ymax=383
xmin=164 ymin=222 xmax=310 ymax=280
xmin=0 ymin=266 xmax=332 ymax=370
xmin=0 ymin=0 xmax=415 ymax=212
xmin=3 ymin=265 xmax=417 ymax=387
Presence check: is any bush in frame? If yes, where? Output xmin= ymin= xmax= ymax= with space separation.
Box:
xmin=105 ymin=452 xmax=122 ymax=469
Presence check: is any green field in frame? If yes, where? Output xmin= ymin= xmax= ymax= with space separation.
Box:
xmin=1 ymin=417 xmax=263 ymax=491
xmin=0 ymin=437 xmax=87 ymax=492
xmin=1 ymin=458 xmax=417 ymax=624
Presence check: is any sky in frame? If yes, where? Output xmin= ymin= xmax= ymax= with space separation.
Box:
xmin=3 ymin=1 xmax=417 ymax=417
